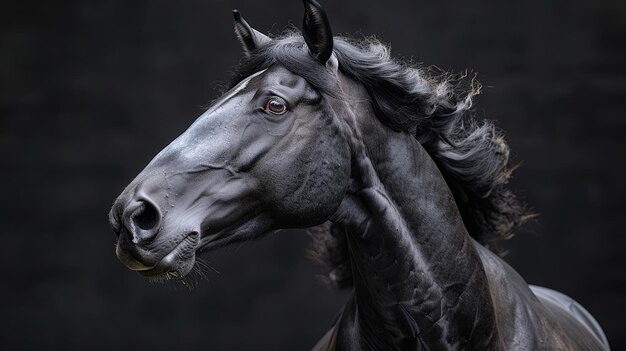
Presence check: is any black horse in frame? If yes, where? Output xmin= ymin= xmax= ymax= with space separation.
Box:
xmin=109 ymin=1 xmax=610 ymax=349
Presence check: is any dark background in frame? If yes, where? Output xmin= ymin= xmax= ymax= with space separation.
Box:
xmin=2 ymin=0 xmax=625 ymax=349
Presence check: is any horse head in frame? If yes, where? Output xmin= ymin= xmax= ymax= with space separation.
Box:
xmin=109 ymin=0 xmax=350 ymax=280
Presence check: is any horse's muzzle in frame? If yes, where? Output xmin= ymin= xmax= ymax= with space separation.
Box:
xmin=109 ymin=191 xmax=163 ymax=266
xmin=110 ymin=188 xmax=198 ymax=279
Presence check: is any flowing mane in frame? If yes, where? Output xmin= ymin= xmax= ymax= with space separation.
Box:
xmin=228 ymin=33 xmax=533 ymax=287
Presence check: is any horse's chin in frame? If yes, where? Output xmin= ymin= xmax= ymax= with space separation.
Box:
xmin=135 ymin=232 xmax=200 ymax=282
xmin=137 ymin=254 xmax=196 ymax=282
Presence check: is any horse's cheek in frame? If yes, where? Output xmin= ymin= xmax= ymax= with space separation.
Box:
xmin=295 ymin=128 xmax=350 ymax=222
xmin=255 ymin=128 xmax=348 ymax=226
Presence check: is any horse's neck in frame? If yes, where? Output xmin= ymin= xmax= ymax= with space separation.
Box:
xmin=330 ymin=106 xmax=501 ymax=349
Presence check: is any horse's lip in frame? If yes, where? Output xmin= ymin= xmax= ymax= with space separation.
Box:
xmin=133 ymin=232 xmax=199 ymax=276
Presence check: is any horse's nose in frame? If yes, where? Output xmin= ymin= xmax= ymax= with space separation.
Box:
xmin=121 ymin=196 xmax=162 ymax=244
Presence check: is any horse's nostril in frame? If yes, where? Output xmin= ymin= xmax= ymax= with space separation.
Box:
xmin=121 ymin=196 xmax=163 ymax=245
xmin=132 ymin=200 xmax=160 ymax=231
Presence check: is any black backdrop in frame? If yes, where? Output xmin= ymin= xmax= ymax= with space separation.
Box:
xmin=2 ymin=0 xmax=625 ymax=349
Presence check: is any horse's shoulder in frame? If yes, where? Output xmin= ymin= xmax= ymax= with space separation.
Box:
xmin=472 ymin=240 xmax=609 ymax=350
xmin=530 ymin=285 xmax=610 ymax=350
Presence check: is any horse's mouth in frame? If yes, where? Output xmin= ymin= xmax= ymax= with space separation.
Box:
xmin=134 ymin=232 xmax=200 ymax=279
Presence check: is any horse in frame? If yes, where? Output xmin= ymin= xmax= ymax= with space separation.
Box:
xmin=108 ymin=1 xmax=610 ymax=349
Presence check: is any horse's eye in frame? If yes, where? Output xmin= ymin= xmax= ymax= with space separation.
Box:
xmin=264 ymin=97 xmax=287 ymax=115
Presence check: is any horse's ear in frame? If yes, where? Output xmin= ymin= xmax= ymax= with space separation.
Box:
xmin=233 ymin=10 xmax=271 ymax=57
xmin=302 ymin=0 xmax=333 ymax=65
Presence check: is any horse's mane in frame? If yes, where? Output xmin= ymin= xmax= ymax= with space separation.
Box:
xmin=229 ymin=33 xmax=533 ymax=288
